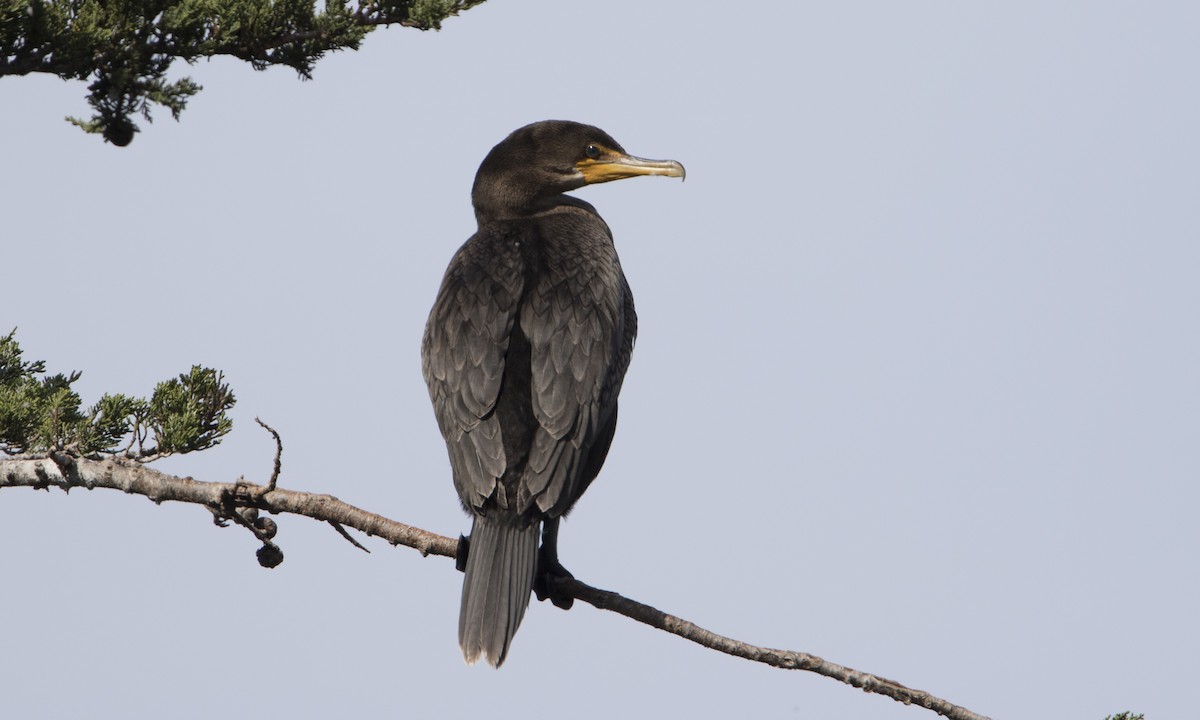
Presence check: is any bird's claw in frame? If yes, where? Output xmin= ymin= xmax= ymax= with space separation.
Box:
xmin=455 ymin=534 xmax=470 ymax=573
xmin=534 ymin=554 xmax=575 ymax=610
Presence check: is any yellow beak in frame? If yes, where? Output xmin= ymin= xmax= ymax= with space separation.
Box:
xmin=576 ymin=151 xmax=686 ymax=184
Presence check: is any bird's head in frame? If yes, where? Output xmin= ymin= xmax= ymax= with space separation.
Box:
xmin=472 ymin=120 xmax=685 ymax=221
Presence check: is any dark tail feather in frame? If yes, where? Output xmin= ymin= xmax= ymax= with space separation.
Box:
xmin=459 ymin=516 xmax=538 ymax=667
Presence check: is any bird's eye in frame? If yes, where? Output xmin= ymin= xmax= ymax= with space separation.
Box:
xmin=585 ymin=144 xmax=601 ymax=159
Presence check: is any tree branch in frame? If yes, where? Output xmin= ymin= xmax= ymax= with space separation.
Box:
xmin=0 ymin=454 xmax=990 ymax=720
xmin=0 ymin=0 xmax=489 ymax=144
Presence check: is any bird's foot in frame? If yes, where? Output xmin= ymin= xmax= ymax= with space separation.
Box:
xmin=533 ymin=551 xmax=575 ymax=610
xmin=455 ymin=534 xmax=470 ymax=573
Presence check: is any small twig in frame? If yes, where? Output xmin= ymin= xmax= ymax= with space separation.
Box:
xmin=132 ymin=450 xmax=164 ymax=463
xmin=329 ymin=521 xmax=371 ymax=553
xmin=255 ymin=417 xmax=282 ymax=492
xmin=226 ymin=503 xmax=271 ymax=541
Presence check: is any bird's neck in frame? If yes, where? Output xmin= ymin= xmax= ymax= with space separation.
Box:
xmin=473 ymin=191 xmax=594 ymax=226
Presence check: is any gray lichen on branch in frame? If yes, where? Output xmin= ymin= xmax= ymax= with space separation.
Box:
xmin=0 ymin=0 xmax=487 ymax=144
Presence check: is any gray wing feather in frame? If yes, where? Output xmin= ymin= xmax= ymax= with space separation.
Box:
xmin=521 ymin=220 xmax=635 ymax=516
xmin=422 ymin=232 xmax=524 ymax=509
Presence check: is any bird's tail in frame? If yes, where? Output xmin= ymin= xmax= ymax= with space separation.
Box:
xmin=459 ymin=515 xmax=539 ymax=667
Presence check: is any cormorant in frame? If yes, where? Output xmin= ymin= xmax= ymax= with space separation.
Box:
xmin=421 ymin=120 xmax=684 ymax=667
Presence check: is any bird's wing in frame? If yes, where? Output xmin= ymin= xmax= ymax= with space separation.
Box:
xmin=422 ymin=232 xmax=524 ymax=510
xmin=518 ymin=219 xmax=636 ymax=516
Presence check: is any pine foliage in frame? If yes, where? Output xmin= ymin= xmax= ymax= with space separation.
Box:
xmin=0 ymin=0 xmax=485 ymax=144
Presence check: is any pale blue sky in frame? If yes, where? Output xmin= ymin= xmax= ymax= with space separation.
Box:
xmin=3 ymin=2 xmax=1198 ymax=718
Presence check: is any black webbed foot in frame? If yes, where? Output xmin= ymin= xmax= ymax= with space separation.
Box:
xmin=455 ymin=534 xmax=470 ymax=573
xmin=534 ymin=545 xmax=575 ymax=610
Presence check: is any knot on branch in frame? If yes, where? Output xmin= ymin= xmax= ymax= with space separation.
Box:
xmin=48 ymin=450 xmax=82 ymax=488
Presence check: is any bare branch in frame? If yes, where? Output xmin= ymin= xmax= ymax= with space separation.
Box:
xmin=5 ymin=454 xmax=454 ymax=555
xmin=552 ymin=576 xmax=991 ymax=720
xmin=0 ymin=454 xmax=989 ymax=720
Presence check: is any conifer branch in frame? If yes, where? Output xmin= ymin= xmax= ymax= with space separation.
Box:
xmin=0 ymin=0 xmax=488 ymax=144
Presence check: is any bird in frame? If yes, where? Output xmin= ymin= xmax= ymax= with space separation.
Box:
xmin=421 ymin=120 xmax=684 ymax=667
